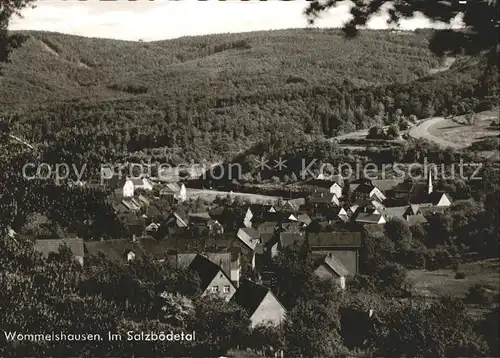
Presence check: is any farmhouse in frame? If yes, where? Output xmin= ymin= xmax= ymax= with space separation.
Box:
xmin=188 ymin=254 xmax=236 ymax=301
xmin=314 ymin=253 xmax=349 ymax=290
xmin=232 ymin=279 xmax=286 ymax=328
xmin=307 ymin=231 xmax=362 ymax=275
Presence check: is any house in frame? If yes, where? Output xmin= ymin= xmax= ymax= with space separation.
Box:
xmin=121 ymin=198 xmax=141 ymax=212
xmin=380 ymin=204 xmax=428 ymax=227
xmin=33 ymin=237 xmax=84 ymax=266
xmin=145 ymin=222 xmax=160 ymax=232
xmin=232 ymin=279 xmax=286 ymax=328
xmin=393 ymin=172 xmax=434 ymax=202
xmin=355 ymin=212 xmax=387 ymax=225
xmin=164 ymin=212 xmax=189 ymax=236
xmin=282 ymin=198 xmax=306 ymax=213
xmin=351 ymin=179 xmax=386 ymax=203
xmin=297 ymin=213 xmax=312 ymax=226
xmin=422 ymin=192 xmax=452 ymax=207
xmin=307 ymin=232 xmax=362 ymax=275
xmin=280 ymin=221 xmax=302 ymax=233
xmin=314 ymin=253 xmax=349 ymax=290
xmin=123 ymin=177 xmax=154 ymax=197
xmin=160 ymin=183 xmax=187 ymax=203
xmin=308 ymin=175 xmax=344 ymax=198
xmin=168 ymin=249 xmax=241 ymax=288
xmin=188 ymin=254 xmax=236 ymax=301
xmin=236 ymin=227 xmax=261 ymax=252
xmin=136 ymin=194 xmax=150 ymax=209
xmin=257 ymin=221 xmax=279 ymax=235
xmin=308 ymin=192 xmax=340 ymax=207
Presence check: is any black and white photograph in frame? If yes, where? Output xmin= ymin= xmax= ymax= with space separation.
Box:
xmin=0 ymin=0 xmax=499 ymax=356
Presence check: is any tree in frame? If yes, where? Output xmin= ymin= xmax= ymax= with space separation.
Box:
xmin=285 ymin=299 xmax=345 ymax=357
xmin=306 ymin=0 xmax=499 ymax=57
xmin=386 ymin=124 xmax=400 ymax=140
xmin=360 ymin=231 xmax=395 ymax=274
xmin=367 ymin=125 xmax=384 ymax=139
xmin=373 ymin=296 xmax=488 ymax=357
xmin=1 ymin=0 xmax=36 ymax=62
xmin=384 ymin=217 xmax=412 ymax=248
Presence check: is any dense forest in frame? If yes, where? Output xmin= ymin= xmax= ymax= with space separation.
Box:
xmin=0 ymin=29 xmax=496 ymax=164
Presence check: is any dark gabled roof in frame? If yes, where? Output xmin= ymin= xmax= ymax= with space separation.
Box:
xmin=308 ymin=178 xmax=343 ymax=189
xmin=372 ymin=179 xmax=402 ymax=192
xmin=394 ymin=178 xmax=415 ymax=192
xmin=355 ymin=212 xmax=385 ymax=224
xmin=354 ymin=183 xmax=375 ymax=194
xmin=308 ymin=192 xmax=339 ymax=205
xmin=380 ymin=206 xmax=407 ymax=218
xmin=283 ymin=198 xmax=306 ymax=211
xmin=427 ymin=192 xmax=452 ymax=205
xmin=188 ymin=254 xmax=227 ymax=290
xmin=239 ymin=227 xmax=260 ymax=240
xmin=34 ymin=237 xmax=84 ymax=258
xmin=232 ymin=279 xmax=276 ymax=317
xmin=308 ymin=232 xmax=362 ymax=248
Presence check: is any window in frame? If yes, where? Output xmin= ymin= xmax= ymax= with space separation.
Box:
xmin=211 ymin=286 xmax=219 ymax=293
xmin=223 ymin=285 xmax=230 ymax=293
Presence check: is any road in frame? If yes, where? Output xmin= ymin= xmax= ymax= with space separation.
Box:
xmin=408 ymin=117 xmax=468 ymax=149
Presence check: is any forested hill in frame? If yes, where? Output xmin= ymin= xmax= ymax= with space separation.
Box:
xmin=0 ymin=29 xmax=496 ymax=164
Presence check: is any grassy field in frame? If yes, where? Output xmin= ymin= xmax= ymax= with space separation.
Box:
xmin=427 ymin=109 xmax=499 ymax=149
xmin=408 ymin=258 xmax=500 ymax=298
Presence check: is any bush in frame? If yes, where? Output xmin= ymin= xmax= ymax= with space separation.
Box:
xmin=464 ymin=284 xmax=494 ymax=305
xmin=454 ymin=272 xmax=466 ymax=279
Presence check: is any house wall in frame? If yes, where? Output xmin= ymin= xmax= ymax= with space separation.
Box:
xmin=330 ymin=184 xmax=343 ymax=199
xmin=179 ymin=185 xmax=187 ymax=201
xmin=142 ymin=180 xmax=153 ymax=191
xmin=243 ymin=209 xmax=253 ymax=228
xmin=312 ymin=249 xmax=358 ymax=276
xmin=203 ymin=272 xmax=235 ymax=301
xmin=123 ymin=181 xmax=134 ymax=197
xmin=250 ymin=292 xmax=286 ymax=328
xmin=436 ymin=195 xmax=451 ymax=207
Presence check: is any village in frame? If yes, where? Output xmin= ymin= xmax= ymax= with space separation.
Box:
xmin=30 ymin=168 xmax=453 ymax=329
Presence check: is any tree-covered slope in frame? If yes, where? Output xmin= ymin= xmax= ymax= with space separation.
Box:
xmin=1 ymin=29 xmax=440 ymax=106
xmin=0 ymin=29 xmax=496 ymax=164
